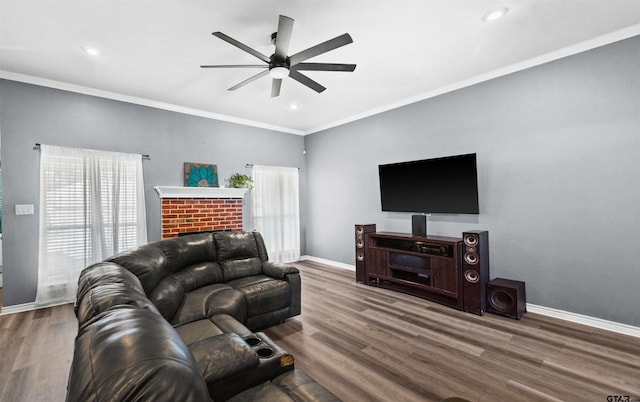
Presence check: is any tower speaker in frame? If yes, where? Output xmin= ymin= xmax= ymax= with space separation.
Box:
xmin=487 ymin=278 xmax=527 ymax=319
xmin=355 ymin=224 xmax=376 ymax=283
xmin=462 ymin=230 xmax=489 ymax=315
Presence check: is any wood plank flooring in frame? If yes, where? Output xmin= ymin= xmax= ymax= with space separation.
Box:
xmin=264 ymin=261 xmax=640 ymax=402
xmin=0 ymin=260 xmax=639 ymax=401
xmin=0 ymin=302 xmax=77 ymax=402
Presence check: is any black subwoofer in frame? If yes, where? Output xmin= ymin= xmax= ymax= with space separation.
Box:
xmin=487 ymin=278 xmax=526 ymax=319
xmin=355 ymin=224 xmax=376 ymax=283
xmin=462 ymin=230 xmax=489 ymax=315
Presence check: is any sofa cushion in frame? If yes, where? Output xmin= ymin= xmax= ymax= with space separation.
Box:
xmin=148 ymin=274 xmax=185 ymax=321
xmin=171 ymin=284 xmax=246 ymax=326
xmin=176 ymin=319 xmax=224 ymax=345
xmin=77 ymin=262 xmax=145 ymax=301
xmin=221 ymin=257 xmax=263 ymax=281
xmin=77 ymin=283 xmax=161 ymax=327
xmin=108 ymin=244 xmax=168 ymax=294
xmin=171 ymin=261 xmax=224 ymax=290
xmin=149 ymin=262 xmax=225 ymax=321
xmin=214 ymin=231 xmax=260 ymax=261
xmin=175 ymin=314 xmax=254 ymax=346
xmin=75 ymin=262 xmax=158 ymax=326
xmin=227 ymin=275 xmax=291 ymax=316
xmin=152 ymin=233 xmax=217 ymax=272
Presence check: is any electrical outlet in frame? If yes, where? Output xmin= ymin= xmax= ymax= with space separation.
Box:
xmin=15 ymin=204 xmax=35 ymax=215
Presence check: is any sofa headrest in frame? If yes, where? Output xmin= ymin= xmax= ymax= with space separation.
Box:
xmin=107 ymin=244 xmax=168 ymax=294
xmin=214 ymin=231 xmax=267 ymax=262
xmin=77 ymin=262 xmax=145 ymax=303
xmin=151 ymin=233 xmax=217 ymax=273
xmin=76 ymin=262 xmax=160 ymax=326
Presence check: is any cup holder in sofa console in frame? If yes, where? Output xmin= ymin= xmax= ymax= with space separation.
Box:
xmin=244 ymin=336 xmax=262 ymax=347
xmin=256 ymin=347 xmax=275 ymax=359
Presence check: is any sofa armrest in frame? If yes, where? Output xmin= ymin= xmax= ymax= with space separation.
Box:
xmin=189 ymin=333 xmax=260 ymax=384
xmin=211 ymin=332 xmax=295 ymax=401
xmin=67 ymin=307 xmax=211 ymax=402
xmin=262 ymin=261 xmax=299 ymax=279
xmin=262 ymin=262 xmax=302 ymax=318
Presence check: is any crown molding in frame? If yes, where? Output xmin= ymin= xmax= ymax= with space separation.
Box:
xmin=0 ymin=70 xmax=304 ymax=136
xmin=1 ymin=23 xmax=638 ymax=136
xmin=304 ymin=23 xmax=640 ymax=134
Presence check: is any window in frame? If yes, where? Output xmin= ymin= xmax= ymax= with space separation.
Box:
xmin=252 ymin=166 xmax=300 ymax=263
xmin=36 ymin=145 xmax=147 ymax=306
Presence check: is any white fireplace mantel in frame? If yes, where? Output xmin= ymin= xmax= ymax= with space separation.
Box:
xmin=154 ymin=186 xmax=249 ymax=199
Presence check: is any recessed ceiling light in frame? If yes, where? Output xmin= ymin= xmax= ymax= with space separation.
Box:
xmin=482 ymin=7 xmax=509 ymax=22
xmin=288 ymin=103 xmax=299 ymax=111
xmin=83 ymin=46 xmax=100 ymax=56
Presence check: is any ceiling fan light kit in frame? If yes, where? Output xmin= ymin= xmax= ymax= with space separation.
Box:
xmin=200 ymin=15 xmax=356 ymax=97
xmin=482 ymin=7 xmax=509 ymax=22
xmin=269 ymin=66 xmax=289 ymax=79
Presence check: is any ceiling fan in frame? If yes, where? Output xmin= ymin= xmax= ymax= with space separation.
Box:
xmin=200 ymin=15 xmax=356 ymax=97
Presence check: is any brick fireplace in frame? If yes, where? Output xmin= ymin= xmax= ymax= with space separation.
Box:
xmin=154 ymin=186 xmax=249 ymax=239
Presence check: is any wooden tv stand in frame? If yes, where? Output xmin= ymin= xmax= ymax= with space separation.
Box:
xmin=363 ymin=231 xmax=463 ymax=310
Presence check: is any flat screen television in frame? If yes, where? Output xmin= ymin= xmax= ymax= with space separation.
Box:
xmin=378 ymin=153 xmax=479 ymax=214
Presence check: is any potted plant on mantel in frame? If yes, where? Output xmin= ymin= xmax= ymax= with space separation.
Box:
xmin=227 ymin=173 xmax=253 ymax=190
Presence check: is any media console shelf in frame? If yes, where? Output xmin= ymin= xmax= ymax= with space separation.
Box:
xmin=364 ymin=231 xmax=463 ymax=310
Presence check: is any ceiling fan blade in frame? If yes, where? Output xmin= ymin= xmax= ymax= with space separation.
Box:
xmin=289 ymin=33 xmax=353 ymax=66
xmin=228 ymin=69 xmax=270 ymax=91
xmin=212 ymin=32 xmax=271 ymax=63
xmin=200 ymin=65 xmax=267 ymax=68
xmin=291 ymin=63 xmax=356 ymax=72
xmin=288 ymin=70 xmax=326 ymax=93
xmin=271 ymin=78 xmax=283 ymax=97
xmin=274 ymin=15 xmax=294 ymax=61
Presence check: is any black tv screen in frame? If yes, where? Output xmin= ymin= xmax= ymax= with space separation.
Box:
xmin=378 ymin=153 xmax=479 ymax=214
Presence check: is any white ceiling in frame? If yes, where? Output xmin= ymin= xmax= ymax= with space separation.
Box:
xmin=1 ymin=1 xmax=640 ymax=135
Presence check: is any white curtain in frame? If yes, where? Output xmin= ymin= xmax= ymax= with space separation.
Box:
xmin=252 ymin=165 xmax=300 ymax=263
xmin=36 ymin=145 xmax=147 ymax=306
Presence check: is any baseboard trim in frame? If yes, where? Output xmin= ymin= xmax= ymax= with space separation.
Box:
xmin=0 ymin=302 xmax=36 ymax=315
xmin=298 ymin=255 xmax=640 ymax=338
xmin=0 ymin=300 xmax=72 ymax=316
xmin=525 ymin=304 xmax=640 ymax=338
xmin=299 ymin=255 xmax=355 ymax=271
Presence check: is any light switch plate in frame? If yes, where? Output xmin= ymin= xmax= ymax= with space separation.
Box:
xmin=15 ymin=204 xmax=35 ymax=215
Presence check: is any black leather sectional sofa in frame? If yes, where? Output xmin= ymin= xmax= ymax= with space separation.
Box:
xmin=66 ymin=231 xmax=340 ymax=401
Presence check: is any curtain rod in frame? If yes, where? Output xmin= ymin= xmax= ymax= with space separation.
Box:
xmin=34 ymin=143 xmax=151 ymax=160
xmin=245 ymin=164 xmax=300 ymax=170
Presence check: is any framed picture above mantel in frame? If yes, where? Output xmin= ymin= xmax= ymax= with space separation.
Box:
xmin=184 ymin=163 xmax=218 ymax=187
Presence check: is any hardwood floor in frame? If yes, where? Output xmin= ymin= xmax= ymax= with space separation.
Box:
xmin=264 ymin=261 xmax=640 ymax=402
xmin=0 ymin=302 xmax=77 ymax=402
xmin=0 ymin=260 xmax=638 ymax=401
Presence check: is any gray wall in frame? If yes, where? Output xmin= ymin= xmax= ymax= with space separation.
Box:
xmin=0 ymin=80 xmax=306 ymax=306
xmin=2 ymin=36 xmax=639 ymax=326
xmin=303 ymin=36 xmax=640 ymax=326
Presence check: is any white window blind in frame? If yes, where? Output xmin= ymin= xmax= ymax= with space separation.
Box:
xmin=36 ymin=145 xmax=147 ymax=306
xmin=252 ymin=165 xmax=300 ymax=263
